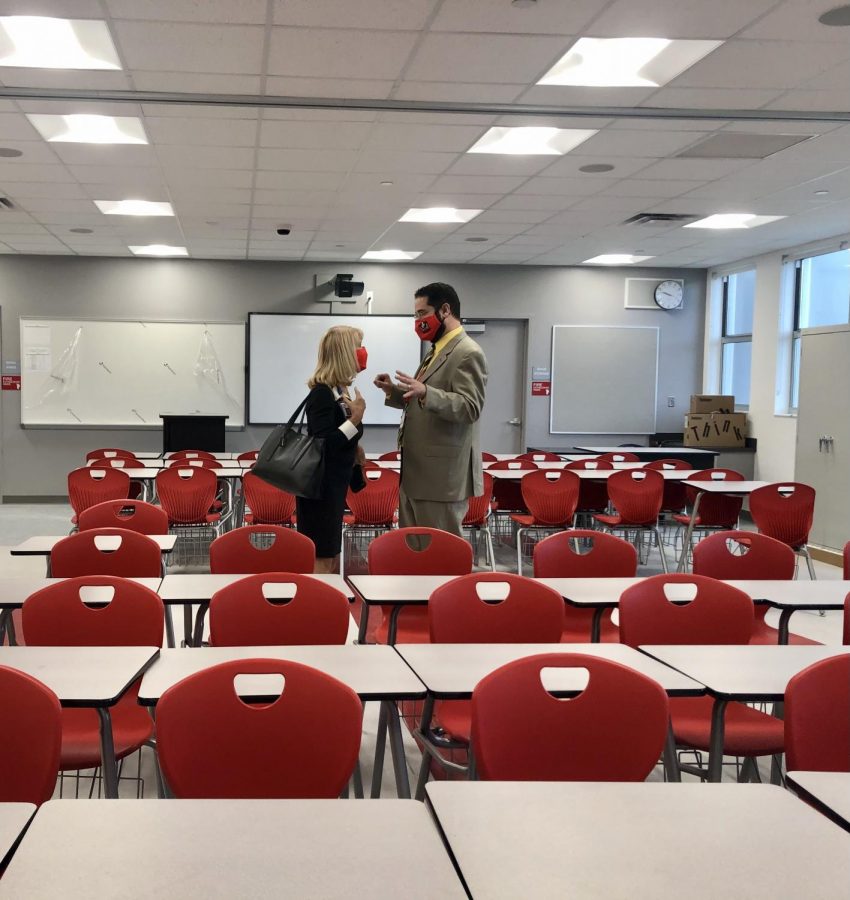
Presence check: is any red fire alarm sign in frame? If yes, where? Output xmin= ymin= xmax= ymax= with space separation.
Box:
xmin=1 ymin=375 xmax=21 ymax=391
xmin=531 ymin=380 xmax=550 ymax=396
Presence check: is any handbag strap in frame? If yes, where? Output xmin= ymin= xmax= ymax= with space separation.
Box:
xmin=286 ymin=393 xmax=311 ymax=431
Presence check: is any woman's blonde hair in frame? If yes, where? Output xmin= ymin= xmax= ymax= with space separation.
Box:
xmin=308 ymin=324 xmax=363 ymax=389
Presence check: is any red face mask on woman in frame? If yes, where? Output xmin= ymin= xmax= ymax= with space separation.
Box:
xmin=355 ymin=346 xmax=368 ymax=371
xmin=415 ymin=312 xmax=443 ymax=342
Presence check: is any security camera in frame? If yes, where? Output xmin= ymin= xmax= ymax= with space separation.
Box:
xmin=276 ymin=226 xmax=291 ymax=236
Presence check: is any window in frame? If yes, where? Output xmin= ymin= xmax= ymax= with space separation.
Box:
xmin=720 ymin=269 xmax=755 ymax=406
xmin=790 ymin=248 xmax=850 ymax=409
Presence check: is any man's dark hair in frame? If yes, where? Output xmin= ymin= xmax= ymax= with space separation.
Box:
xmin=415 ymin=282 xmax=461 ymax=319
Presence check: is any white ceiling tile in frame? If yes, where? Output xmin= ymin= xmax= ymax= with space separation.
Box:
xmin=132 ymin=72 xmax=263 ymax=92
xmin=268 ymin=28 xmax=418 ymax=79
xmin=589 ymin=0 xmax=777 ymax=38
xmin=800 ymin=59 xmax=850 ymax=91
xmin=107 ymin=0 xmax=269 ymax=23
xmin=341 ymin=172 xmax=435 ymax=192
xmin=518 ymin=86 xmax=658 ymax=106
xmin=259 ymin=120 xmax=372 ymax=149
xmin=446 ymin=155 xmax=556 ymax=177
xmin=364 ymin=123 xmax=488 ymax=153
xmin=72 ymin=166 xmax=167 ymax=187
xmin=518 ymin=176 xmax=619 ymax=196
xmin=567 ymin=129 xmax=707 ymax=158
xmin=144 ymin=117 xmax=259 ymax=147
xmin=49 ymin=145 xmax=158 ymax=168
xmin=473 ymin=209 xmax=554 ymax=225
xmin=171 ymin=187 xmax=252 ymax=204
xmin=608 ymin=118 xmax=726 ymax=132
xmin=633 ymin=158 xmax=757 ymax=180
xmin=251 ymin=189 xmax=335 ymax=206
xmin=157 ymin=146 xmax=257 ymax=169
xmin=257 ymin=148 xmax=359 ymax=172
xmin=599 ymin=178 xmax=707 ymax=198
xmin=645 ymin=87 xmax=785 ymax=108
xmin=113 ymin=22 xmax=265 ymax=74
xmin=405 ymin=33 xmax=570 ymax=83
xmin=0 ymin=113 xmax=44 ymax=141
xmin=491 ymin=194 xmax=575 ymax=212
xmin=160 ymin=169 xmax=254 ymax=188
xmin=262 ymin=108 xmax=377 ymax=122
xmin=670 ymin=39 xmax=850 ymax=90
xmin=540 ymin=156 xmax=654 ymax=179
xmin=1 ymin=182 xmax=88 ymax=200
xmin=0 ymin=70 xmax=131 ymax=89
xmin=0 ymin=164 xmax=73 ymax=183
xmin=273 ymin=0 xmax=436 ymax=29
xmin=353 ymin=151 xmax=455 ymax=175
xmin=0 ymin=141 xmax=63 ymax=164
xmin=263 ymin=77 xmax=395 ymax=99
xmin=428 ymin=174 xmax=528 ymax=194
xmin=392 ymin=82 xmax=526 ymax=103
xmin=413 ymin=193 xmax=503 ymax=208
xmin=740 ymin=1 xmax=850 ymax=41
xmin=256 ymin=170 xmax=347 ymax=190
xmin=14 ymin=99 xmax=144 ymax=117
xmin=0 ymin=0 xmax=102 ymax=13
xmin=430 ymin=0 xmax=604 ymax=33
xmin=766 ymin=89 xmax=850 ymax=111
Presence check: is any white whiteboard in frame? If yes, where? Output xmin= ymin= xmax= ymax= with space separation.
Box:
xmin=249 ymin=314 xmax=422 ymax=426
xmin=20 ymin=319 xmax=245 ymax=428
xmin=550 ymin=325 xmax=659 ymax=434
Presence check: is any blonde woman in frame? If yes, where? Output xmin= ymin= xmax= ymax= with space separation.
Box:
xmin=297 ymin=325 xmax=367 ymax=573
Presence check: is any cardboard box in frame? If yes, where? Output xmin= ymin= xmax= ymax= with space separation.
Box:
xmin=689 ymin=394 xmax=735 ymax=414
xmin=684 ymin=413 xmax=747 ymax=448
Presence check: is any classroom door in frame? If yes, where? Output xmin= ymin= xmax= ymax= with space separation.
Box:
xmin=471 ymin=319 xmax=527 ymax=454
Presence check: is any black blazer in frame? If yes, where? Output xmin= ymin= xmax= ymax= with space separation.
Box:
xmin=305 ymin=384 xmax=363 ymax=495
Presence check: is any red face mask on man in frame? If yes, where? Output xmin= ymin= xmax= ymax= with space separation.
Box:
xmin=355 ymin=346 xmax=368 ymax=371
xmin=414 ymin=310 xmax=445 ymax=342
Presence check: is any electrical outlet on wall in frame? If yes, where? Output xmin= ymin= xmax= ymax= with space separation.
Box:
xmin=667 ymin=396 xmax=675 ymax=407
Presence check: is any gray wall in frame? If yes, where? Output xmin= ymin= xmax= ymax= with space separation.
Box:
xmin=0 ymin=256 xmax=706 ymax=497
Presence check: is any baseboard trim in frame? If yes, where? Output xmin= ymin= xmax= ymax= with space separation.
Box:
xmin=2 ymin=495 xmax=67 ymax=504
xmin=808 ymin=546 xmax=844 ymax=568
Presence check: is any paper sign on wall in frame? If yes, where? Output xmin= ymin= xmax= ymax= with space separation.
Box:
xmin=2 ymin=375 xmax=21 ymax=390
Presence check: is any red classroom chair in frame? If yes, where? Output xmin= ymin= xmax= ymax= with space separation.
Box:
xmin=594 ymin=469 xmax=668 ymax=572
xmin=471 ymin=653 xmax=669 ymax=782
xmin=155 ymin=466 xmax=220 ymax=527
xmin=341 ymin=468 xmax=399 ymax=574
xmin=90 ymin=457 xmax=145 ymax=469
xmin=156 ymin=659 xmax=362 ymax=798
xmin=844 ymin=593 xmax=850 ymax=646
xmin=598 ymin=451 xmax=640 ymax=463
xmin=644 ymin=458 xmax=691 ymax=515
xmin=366 ymin=527 xmax=473 ymax=644
xmin=77 ymin=500 xmax=168 ymax=535
xmin=67 ymin=467 xmax=130 ymax=524
xmin=241 ymin=471 xmax=296 ymax=526
xmin=565 ymin=458 xmax=613 ymax=524
xmin=378 ymin=451 xmax=401 ymax=461
xmin=692 ymin=531 xmax=819 ymax=645
xmin=673 ymin=468 xmax=745 ymax=543
xmin=86 ymin=448 xmax=138 ymax=462
xmin=489 ymin=459 xmax=538 ymax=527
xmin=749 ymin=482 xmax=817 ymax=580
xmin=50 ymin=528 xmax=163 ymax=578
xmin=167 ymin=450 xmax=217 ymax=461
xmin=22 ymin=577 xmax=164 ymax=777
xmin=463 ymin=471 xmax=495 ymax=571
xmin=166 ymin=457 xmax=220 ymax=470
xmin=533 ymin=529 xmax=638 ymax=642
xmin=516 ymin=451 xmax=561 ymax=462
xmin=209 ymin=573 xmax=351 ymax=646
xmin=481 ymin=451 xmax=498 ymax=462
xmin=785 ymin=655 xmax=850 ymax=773
xmin=0 ymin=666 xmax=62 ymax=804
xmin=618 ymin=573 xmax=783 ymax=780
xmin=511 ymin=469 xmax=580 ymax=575
xmin=237 ymin=451 xmax=259 ymax=463
xmin=209 ymin=525 xmax=315 ymax=574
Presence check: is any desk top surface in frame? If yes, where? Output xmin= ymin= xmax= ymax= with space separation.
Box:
xmin=0 ymin=804 xmax=35 ymax=868
xmin=489 ymin=468 xmax=696 ymax=480
xmin=10 ymin=534 xmax=176 ymax=554
xmin=426 ymin=782 xmax=850 ymax=900
xmin=0 ymin=799 xmax=464 ymax=900
xmin=396 ymin=642 xmax=703 ymax=697
xmin=138 ymin=645 xmax=425 ymax=703
xmin=0 ymin=646 xmax=159 ymax=706
xmin=0 ymin=576 xmax=162 ymax=608
xmin=787 ymin=772 xmax=850 ymax=830
xmin=159 ymin=573 xmax=352 ymax=601
xmin=574 ymin=445 xmax=718 ymax=455
xmin=641 ymin=645 xmax=850 ymax=700
xmin=683 ymin=479 xmax=767 ymax=492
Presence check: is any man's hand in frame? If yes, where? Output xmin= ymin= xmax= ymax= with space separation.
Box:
xmin=395 ymin=370 xmax=426 ymax=402
xmin=374 ymin=372 xmax=394 ymax=396
xmin=355 ymin=444 xmax=366 ymax=466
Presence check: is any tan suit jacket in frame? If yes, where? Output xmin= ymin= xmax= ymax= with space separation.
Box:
xmin=386 ymin=331 xmax=488 ymax=502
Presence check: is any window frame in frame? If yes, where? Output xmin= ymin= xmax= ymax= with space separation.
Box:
xmin=719 ymin=272 xmax=754 ymax=409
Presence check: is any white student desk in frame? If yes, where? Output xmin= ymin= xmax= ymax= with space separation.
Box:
xmin=397 ymin=642 xmax=703 ymax=797
xmin=139 ymin=645 xmax=424 ymax=800
xmin=545 ymin=577 xmax=850 ymax=644
xmin=488 ymin=468 xmax=696 ymax=481
xmin=426 ymin=782 xmax=850 ymax=900
xmin=574 ymin=445 xmax=718 ymax=458
xmin=0 ymin=646 xmax=159 ymax=799
xmin=787 ymin=772 xmax=850 ymax=832
xmin=0 ymin=576 xmax=162 ymax=646
xmin=86 ymin=458 xmax=244 ymax=469
xmin=10 ymin=534 xmax=176 ymax=577
xmin=640 ymin=645 xmax=850 ymax=782
xmin=0 ymin=799 xmax=465 ymax=899
xmin=159 ymin=573 xmax=353 ymax=648
xmin=676 ymin=480 xmax=769 ymax=571
xmin=0 ymin=804 xmax=35 ymax=870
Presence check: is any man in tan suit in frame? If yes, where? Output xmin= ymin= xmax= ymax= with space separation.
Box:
xmin=375 ymin=282 xmax=488 ymax=537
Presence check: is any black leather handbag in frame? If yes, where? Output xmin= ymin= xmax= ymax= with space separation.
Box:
xmin=253 ymin=394 xmax=325 ymax=499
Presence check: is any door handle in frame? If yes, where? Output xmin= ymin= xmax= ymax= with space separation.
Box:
xmin=507 ymin=418 xmax=522 ymax=427
xmin=819 ymin=436 xmax=824 ymax=452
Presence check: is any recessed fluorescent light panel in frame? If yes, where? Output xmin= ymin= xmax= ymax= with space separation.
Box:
xmin=684 ymin=214 xmax=786 ymax=230
xmin=539 ymin=37 xmax=722 ymax=87
xmin=399 ymin=208 xmax=482 ymax=224
xmin=27 ymin=114 xmax=148 ymax=145
xmin=95 ymin=200 xmax=174 ymax=217
xmin=0 ymin=16 xmax=121 ymax=69
xmin=361 ymin=250 xmax=423 ymax=261
xmin=583 ymin=254 xmax=654 ymax=265
xmin=128 ymin=244 xmax=188 ymax=257
xmin=467 ymin=126 xmax=597 ymax=156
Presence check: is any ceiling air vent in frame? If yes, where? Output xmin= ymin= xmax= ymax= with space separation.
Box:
xmin=622 ymin=212 xmax=697 ymax=226
xmin=0 ymin=197 xmax=15 ymax=210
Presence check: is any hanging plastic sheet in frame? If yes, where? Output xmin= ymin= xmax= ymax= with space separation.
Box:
xmin=194 ymin=328 xmax=239 ymax=406
xmin=26 ymin=326 xmax=81 ymax=409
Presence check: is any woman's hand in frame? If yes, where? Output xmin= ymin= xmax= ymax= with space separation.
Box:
xmin=348 ymin=387 xmax=366 ymax=425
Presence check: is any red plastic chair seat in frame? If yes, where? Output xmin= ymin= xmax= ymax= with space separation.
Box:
xmin=593 ymin=513 xmax=625 ymax=527
xmin=561 ymin=609 xmax=620 ymax=643
xmin=58 ymin=698 xmax=153 ymax=770
xmin=669 ymin=696 xmax=784 ymax=757
xmin=434 ymin=699 xmax=472 ymax=742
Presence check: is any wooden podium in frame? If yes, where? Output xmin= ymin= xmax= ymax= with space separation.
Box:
xmin=160 ymin=414 xmax=228 ymax=453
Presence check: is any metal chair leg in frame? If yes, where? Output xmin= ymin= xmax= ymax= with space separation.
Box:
xmin=516 ymin=527 xmax=525 ymax=575
xmin=654 ymin=527 xmax=669 ymax=573
xmin=801 ymin=545 xmax=817 ymax=581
